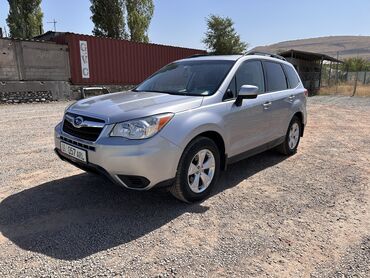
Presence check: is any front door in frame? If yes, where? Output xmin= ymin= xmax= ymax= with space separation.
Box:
xmin=224 ymin=60 xmax=272 ymax=157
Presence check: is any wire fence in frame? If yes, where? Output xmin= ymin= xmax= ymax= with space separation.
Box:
xmin=319 ymin=53 xmax=370 ymax=96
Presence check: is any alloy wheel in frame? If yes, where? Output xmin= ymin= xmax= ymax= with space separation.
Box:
xmin=187 ymin=149 xmax=215 ymax=193
xmin=288 ymin=122 xmax=300 ymax=150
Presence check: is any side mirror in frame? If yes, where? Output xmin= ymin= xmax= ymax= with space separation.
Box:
xmin=235 ymin=85 xmax=258 ymax=106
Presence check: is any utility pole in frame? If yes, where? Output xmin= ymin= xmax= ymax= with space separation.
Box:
xmin=47 ymin=19 xmax=57 ymax=32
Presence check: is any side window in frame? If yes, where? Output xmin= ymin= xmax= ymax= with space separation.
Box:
xmin=263 ymin=61 xmax=288 ymax=92
xmin=236 ymin=61 xmax=265 ymax=93
xmin=225 ymin=76 xmax=237 ymax=100
xmin=282 ymin=64 xmax=301 ymax=88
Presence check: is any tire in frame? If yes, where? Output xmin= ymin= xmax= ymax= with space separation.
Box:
xmin=170 ymin=137 xmax=220 ymax=203
xmin=277 ymin=116 xmax=302 ymax=155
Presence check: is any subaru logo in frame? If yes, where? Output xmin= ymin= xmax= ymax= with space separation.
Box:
xmin=73 ymin=116 xmax=84 ymax=128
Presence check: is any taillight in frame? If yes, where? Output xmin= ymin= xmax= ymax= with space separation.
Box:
xmin=304 ymin=89 xmax=308 ymax=97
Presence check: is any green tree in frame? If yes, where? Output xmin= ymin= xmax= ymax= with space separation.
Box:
xmin=125 ymin=0 xmax=154 ymax=43
xmin=7 ymin=0 xmax=43 ymax=38
xmin=341 ymin=57 xmax=369 ymax=72
xmin=90 ymin=0 xmax=126 ymax=39
xmin=202 ymin=15 xmax=247 ymax=55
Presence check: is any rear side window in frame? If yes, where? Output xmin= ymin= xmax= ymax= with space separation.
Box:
xmin=283 ymin=64 xmax=301 ymax=88
xmin=263 ymin=61 xmax=288 ymax=92
xmin=236 ymin=61 xmax=265 ymax=93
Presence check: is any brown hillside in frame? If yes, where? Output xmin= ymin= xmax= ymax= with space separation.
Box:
xmin=253 ymin=36 xmax=370 ymax=60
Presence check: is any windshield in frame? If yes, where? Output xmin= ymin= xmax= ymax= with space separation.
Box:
xmin=134 ymin=60 xmax=235 ymax=96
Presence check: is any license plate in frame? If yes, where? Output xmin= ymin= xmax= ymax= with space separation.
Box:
xmin=60 ymin=142 xmax=87 ymax=163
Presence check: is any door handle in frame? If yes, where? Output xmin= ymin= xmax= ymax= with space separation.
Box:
xmin=288 ymin=95 xmax=296 ymax=102
xmin=263 ymin=101 xmax=272 ymax=109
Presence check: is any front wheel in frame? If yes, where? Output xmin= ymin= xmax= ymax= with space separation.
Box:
xmin=170 ymin=137 xmax=220 ymax=203
xmin=277 ymin=116 xmax=302 ymax=155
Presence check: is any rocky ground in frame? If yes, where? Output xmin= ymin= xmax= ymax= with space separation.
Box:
xmin=0 ymin=96 xmax=369 ymax=277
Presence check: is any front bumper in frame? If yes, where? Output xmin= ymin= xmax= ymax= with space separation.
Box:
xmin=54 ymin=122 xmax=182 ymax=190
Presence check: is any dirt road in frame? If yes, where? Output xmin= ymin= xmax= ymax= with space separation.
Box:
xmin=0 ymin=96 xmax=369 ymax=277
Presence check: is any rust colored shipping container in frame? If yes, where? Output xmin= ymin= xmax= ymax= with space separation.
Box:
xmin=52 ymin=33 xmax=207 ymax=85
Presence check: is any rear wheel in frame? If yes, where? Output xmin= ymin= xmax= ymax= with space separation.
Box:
xmin=170 ymin=137 xmax=220 ymax=203
xmin=277 ymin=116 xmax=301 ymax=155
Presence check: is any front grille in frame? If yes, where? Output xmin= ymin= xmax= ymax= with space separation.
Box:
xmin=65 ymin=112 xmax=105 ymax=123
xmin=62 ymin=117 xmax=104 ymax=141
xmin=60 ymin=136 xmax=95 ymax=151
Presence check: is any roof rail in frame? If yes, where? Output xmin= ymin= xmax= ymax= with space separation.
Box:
xmin=246 ymin=51 xmax=286 ymax=61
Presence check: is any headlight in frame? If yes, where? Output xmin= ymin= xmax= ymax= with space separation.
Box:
xmin=110 ymin=113 xmax=174 ymax=139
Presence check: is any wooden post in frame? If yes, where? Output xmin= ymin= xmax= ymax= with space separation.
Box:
xmin=352 ymin=70 xmax=358 ymax=97
xmin=363 ymin=69 xmax=367 ymax=84
xmin=352 ymin=51 xmax=360 ymax=96
xmin=318 ymin=58 xmax=324 ymax=90
xmin=335 ymin=52 xmax=339 ymax=94
xmin=328 ymin=61 xmax=332 ymax=86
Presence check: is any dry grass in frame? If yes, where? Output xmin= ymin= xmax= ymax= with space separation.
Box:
xmin=319 ymin=84 xmax=370 ymax=97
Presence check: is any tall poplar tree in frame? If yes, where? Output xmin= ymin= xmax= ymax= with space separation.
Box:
xmin=7 ymin=0 xmax=43 ymax=38
xmin=125 ymin=0 xmax=154 ymax=43
xmin=90 ymin=0 xmax=126 ymax=38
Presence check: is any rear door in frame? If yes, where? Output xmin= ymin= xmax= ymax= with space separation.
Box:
xmin=262 ymin=61 xmax=292 ymax=140
xmin=281 ymin=63 xmax=305 ymax=131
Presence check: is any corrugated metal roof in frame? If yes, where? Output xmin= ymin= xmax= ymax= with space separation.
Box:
xmin=279 ymin=49 xmax=343 ymax=63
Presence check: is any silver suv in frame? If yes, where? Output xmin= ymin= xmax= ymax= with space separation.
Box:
xmin=55 ymin=52 xmax=307 ymax=202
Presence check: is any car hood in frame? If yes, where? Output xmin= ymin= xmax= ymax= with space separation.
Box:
xmin=67 ymin=91 xmax=203 ymax=124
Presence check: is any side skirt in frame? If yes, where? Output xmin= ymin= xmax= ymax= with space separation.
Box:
xmin=226 ymin=136 xmax=285 ymax=165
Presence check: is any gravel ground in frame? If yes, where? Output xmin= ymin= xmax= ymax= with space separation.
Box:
xmin=0 ymin=96 xmax=369 ymax=277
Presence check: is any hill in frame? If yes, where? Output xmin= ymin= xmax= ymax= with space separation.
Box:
xmin=253 ymin=36 xmax=370 ymax=61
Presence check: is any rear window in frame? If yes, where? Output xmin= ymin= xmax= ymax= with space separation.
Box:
xmin=263 ymin=61 xmax=288 ymax=92
xmin=283 ymin=64 xmax=301 ymax=88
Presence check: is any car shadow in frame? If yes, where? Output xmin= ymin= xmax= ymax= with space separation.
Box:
xmin=0 ymin=150 xmax=287 ymax=260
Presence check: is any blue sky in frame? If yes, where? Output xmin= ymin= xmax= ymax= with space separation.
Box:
xmin=1 ymin=0 xmax=369 ymax=49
